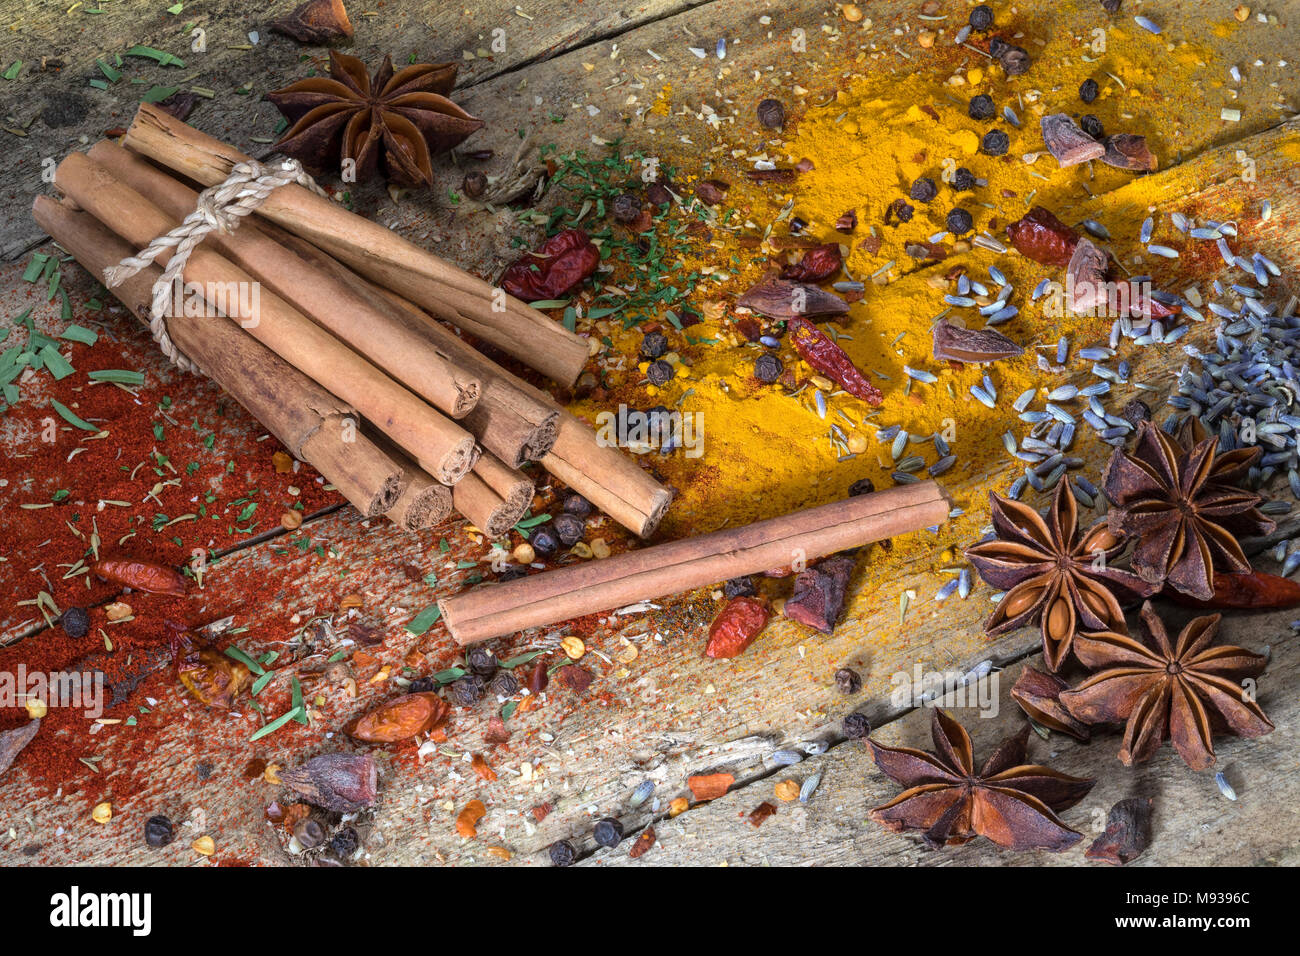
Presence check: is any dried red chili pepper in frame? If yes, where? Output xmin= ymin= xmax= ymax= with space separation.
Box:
xmin=705 ymin=596 xmax=770 ymax=659
xmin=1161 ymin=570 xmax=1300 ymax=611
xmin=780 ymin=243 xmax=842 ymax=283
xmin=93 ymin=557 xmax=186 ymax=596
xmin=500 ymin=228 xmax=600 ymax=302
xmin=1006 ymin=206 xmax=1079 ymax=267
xmin=788 ymin=317 xmax=883 ymax=405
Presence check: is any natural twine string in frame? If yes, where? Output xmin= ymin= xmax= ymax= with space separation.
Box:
xmin=103 ymin=158 xmax=329 ymax=372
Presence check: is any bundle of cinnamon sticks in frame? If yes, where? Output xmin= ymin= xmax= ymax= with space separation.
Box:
xmin=33 ymin=104 xmax=673 ymax=539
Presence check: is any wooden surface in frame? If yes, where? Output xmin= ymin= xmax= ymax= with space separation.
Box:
xmin=0 ymin=0 xmax=1298 ymax=867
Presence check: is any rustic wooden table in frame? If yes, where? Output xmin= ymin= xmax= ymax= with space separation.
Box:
xmin=1 ymin=0 xmax=1298 ymax=867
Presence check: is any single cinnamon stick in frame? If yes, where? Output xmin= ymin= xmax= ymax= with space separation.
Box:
xmin=383 ymin=456 xmax=453 ymax=531
xmin=452 ymin=453 xmax=534 ymax=538
xmin=54 ymin=151 xmax=477 ymax=486
xmin=87 ymin=140 xmax=481 ymax=421
xmin=122 ymin=103 xmax=589 ymax=386
xmin=439 ymin=481 xmax=951 ymax=644
xmin=33 ymin=196 xmax=403 ymax=516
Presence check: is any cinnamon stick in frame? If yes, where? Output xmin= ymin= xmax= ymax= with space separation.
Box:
xmin=54 ymin=151 xmax=477 ymax=486
xmin=33 ymin=196 xmax=403 ymax=516
xmin=439 ymin=481 xmax=951 ymax=643
xmin=87 ymin=140 xmax=481 ymax=421
xmin=383 ymin=457 xmax=453 ymax=531
xmin=452 ymin=453 xmax=534 ymax=538
xmin=122 ymin=103 xmax=589 ymax=386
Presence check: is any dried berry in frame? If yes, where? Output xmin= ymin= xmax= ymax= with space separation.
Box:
xmin=548 ymin=839 xmax=577 ymax=867
xmin=842 ymin=711 xmax=871 ymax=739
xmin=612 ymin=192 xmax=642 ymax=223
xmin=969 ymin=4 xmax=994 ymax=30
xmin=947 ymin=207 xmax=974 ymax=235
xmin=1080 ymin=113 xmax=1105 ymax=140
xmin=951 ymin=166 xmax=977 ymax=191
xmin=835 ymin=667 xmax=862 ymax=694
xmin=530 ymin=525 xmax=560 ymax=557
xmin=144 ymin=814 xmax=174 ymax=848
xmin=62 ymin=606 xmax=90 ymax=639
xmin=968 ymin=94 xmax=995 ymax=120
xmin=562 ymin=493 xmax=593 ymax=517
xmin=1079 ymin=77 xmax=1099 ymax=103
xmin=848 ymin=477 xmax=876 ymax=497
xmin=488 ymin=670 xmax=520 ymax=697
xmin=462 ymin=171 xmax=487 ymax=198
xmin=294 ymin=818 xmax=326 ymax=849
xmin=753 ymin=352 xmax=783 ymax=383
xmin=909 ymin=177 xmax=938 ymax=203
xmin=756 ymin=98 xmax=785 ymax=129
xmin=593 ymin=817 xmax=624 ymax=848
xmin=646 ymin=359 xmax=674 ymax=387
xmin=723 ymin=576 xmax=757 ymax=599
xmin=639 ymin=330 xmax=669 ymax=360
xmin=552 ymin=512 xmax=586 ymax=547
xmin=981 ymin=129 xmax=1010 ymax=156
xmin=449 ymin=674 xmax=486 ymax=707
xmin=466 ymin=645 xmax=497 ymax=677
xmin=329 ymin=825 xmax=359 ymax=857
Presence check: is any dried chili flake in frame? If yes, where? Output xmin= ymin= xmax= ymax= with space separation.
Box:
xmin=471 ymin=753 xmax=498 ymax=781
xmin=351 ymin=691 xmax=450 ymax=743
xmin=455 ymin=799 xmax=486 ymax=838
xmin=704 ymin=596 xmax=770 ymax=659
xmin=780 ymin=244 xmax=843 ymax=283
xmin=688 ymin=772 xmax=734 ymax=801
xmin=93 ymin=557 xmax=186 ymax=596
xmin=748 ymin=801 xmax=777 ymax=827
xmin=789 ymin=318 xmax=883 ymax=405
xmin=500 ymin=228 xmax=600 ymax=302
xmin=628 ymin=826 xmax=657 ymax=858
xmin=1006 ymin=206 xmax=1079 ymax=267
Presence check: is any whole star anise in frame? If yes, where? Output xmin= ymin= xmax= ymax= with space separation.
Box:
xmin=868 ymin=708 xmax=1094 ymax=851
xmin=965 ymin=482 xmax=1156 ymax=671
xmin=1104 ymin=420 xmax=1272 ymax=601
xmin=267 ymin=51 xmax=484 ymax=186
xmin=1060 ymin=602 xmax=1273 ymax=770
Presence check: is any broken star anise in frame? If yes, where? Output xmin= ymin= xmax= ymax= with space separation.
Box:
xmin=267 ymin=50 xmax=484 ymax=187
xmin=1104 ymin=420 xmax=1273 ymax=601
xmin=868 ymin=708 xmax=1094 ymax=852
xmin=965 ymin=481 xmax=1156 ymax=671
xmin=1060 ymin=602 xmax=1273 ymax=770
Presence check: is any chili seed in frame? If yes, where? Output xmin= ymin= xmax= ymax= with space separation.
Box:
xmin=753 ymin=352 xmax=783 ymax=383
xmin=62 ymin=606 xmax=90 ymax=639
xmin=947 ymin=208 xmax=974 ymax=235
xmin=144 ymin=814 xmax=174 ymax=847
xmin=593 ymin=818 xmax=624 ymax=848
xmin=909 ymin=177 xmax=938 ymax=203
xmin=835 ymin=667 xmax=862 ymax=694
xmin=1079 ymin=78 xmax=1099 ymax=103
xmin=969 ymin=3 xmax=994 ymax=30
xmin=981 ymin=129 xmax=1010 ymax=156
xmin=968 ymin=94 xmax=995 ymax=121
xmin=548 ymin=839 xmax=578 ymax=867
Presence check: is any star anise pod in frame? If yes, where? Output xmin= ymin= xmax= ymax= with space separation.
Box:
xmin=1060 ymin=602 xmax=1273 ymax=770
xmin=965 ymin=482 xmax=1156 ymax=671
xmin=868 ymin=708 xmax=1094 ymax=852
xmin=267 ymin=51 xmax=484 ymax=187
xmin=1103 ymin=421 xmax=1273 ymax=601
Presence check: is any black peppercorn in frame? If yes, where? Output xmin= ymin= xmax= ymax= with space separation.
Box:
xmin=951 ymin=166 xmax=977 ymax=192
xmin=611 ymin=193 xmax=641 ymax=224
xmin=789 ymin=216 xmax=808 ymax=234
xmin=549 ymin=839 xmax=577 ymax=867
xmin=329 ymin=825 xmax=359 ymax=857
xmin=848 ymin=477 xmax=876 ymax=497
xmin=888 ymin=198 xmax=914 ymax=223
xmin=1101 ymin=0 xmax=1122 ymax=13
xmin=946 ymin=207 xmax=974 ymax=235
xmin=467 ymin=645 xmax=498 ymax=677
xmin=62 ymin=606 xmax=90 ymax=639
xmin=753 ymin=353 xmax=783 ymax=383
xmin=842 ymin=712 xmax=871 ymax=739
xmin=1121 ymin=398 xmax=1152 ymax=429
xmin=562 ymin=493 xmax=593 ymax=518
xmin=449 ymin=674 xmax=486 ymax=707
xmin=981 ymin=129 xmax=1010 ymax=156
xmin=462 ymin=171 xmax=487 ymax=199
xmin=498 ymin=564 xmax=528 ymax=582
xmin=995 ymin=43 xmax=1031 ymax=76
xmin=756 ymin=98 xmax=786 ymax=129
xmin=144 ymin=814 xmax=174 ymax=848
xmin=1080 ymin=114 xmax=1105 ymax=140
xmin=552 ymin=512 xmax=586 ymax=547
xmin=1079 ymin=77 xmax=1099 ymax=104
xmin=294 ymin=818 xmax=326 ymax=849
xmin=723 ymin=576 xmax=758 ymax=598
xmin=593 ymin=817 xmax=624 ymax=848
xmin=488 ymin=670 xmax=520 ymax=697
xmin=967 ymin=94 xmax=995 ymax=121
xmin=531 ymin=525 xmax=560 ymax=557
xmin=835 ymin=667 xmax=862 ymax=694
xmin=909 ymin=177 xmax=938 ymax=203
xmin=646 ymin=359 xmax=673 ymax=387
xmin=640 ymin=330 xmax=669 ymax=360
xmin=989 ymin=36 xmax=1007 ymax=57
xmin=408 ymin=676 xmax=438 ymax=693
xmin=969 ymin=4 xmax=994 ymax=30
